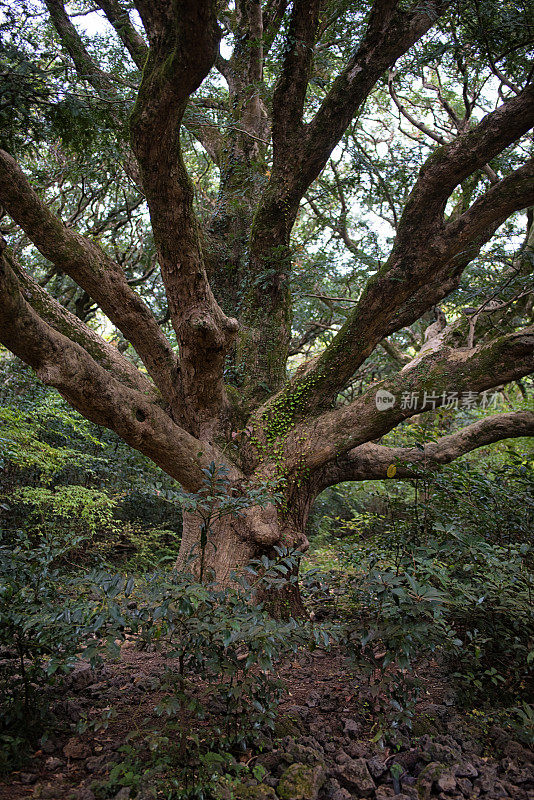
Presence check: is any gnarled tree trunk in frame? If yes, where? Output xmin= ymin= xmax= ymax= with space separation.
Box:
xmin=176 ymin=489 xmax=313 ymax=617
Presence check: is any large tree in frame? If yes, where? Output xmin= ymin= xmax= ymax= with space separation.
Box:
xmin=0 ymin=0 xmax=533 ymax=611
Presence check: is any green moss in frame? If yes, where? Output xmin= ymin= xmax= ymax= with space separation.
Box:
xmin=277 ymin=762 xmax=325 ymax=800
xmin=261 ymin=371 xmax=322 ymax=441
xmin=215 ymin=779 xmax=277 ymax=800
xmin=273 ymin=714 xmax=301 ymax=739
xmin=411 ymin=713 xmax=440 ymax=737
xmin=416 ymin=761 xmax=448 ymax=800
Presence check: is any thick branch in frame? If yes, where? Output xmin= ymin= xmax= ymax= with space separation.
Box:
xmin=380 ymin=338 xmax=411 ymax=365
xmin=382 ymin=159 xmax=534 ymax=340
xmin=130 ymin=0 xmax=238 ymax=434
xmin=393 ymin=87 xmax=534 ymax=248
xmin=48 ymin=0 xmax=222 ymax=170
xmin=45 ymin=0 xmax=117 ymax=96
xmin=271 ymin=0 xmax=322 ymax=165
xmin=96 ymin=0 xmax=148 ymax=69
xmin=183 ymin=105 xmax=225 ymax=165
xmin=442 ymin=158 xmax=534 ymax=255
xmin=229 ymin=0 xmax=268 ymax=148
xmin=44 ymin=0 xmax=144 ymax=190
xmin=2 ymin=240 xmax=157 ymax=399
xmin=0 ymin=240 xmax=220 ymax=490
xmin=263 ymin=0 xmax=289 ymax=55
xmin=234 ymin=0 xmax=323 ymax=397
xmin=284 ymin=326 xmax=534 ymax=475
xmin=283 ymin=1 xmax=446 ymax=208
xmin=280 ymin=91 xmax=534 ymax=413
xmin=318 ymin=411 xmax=534 ymax=487
xmin=239 ymin=1 xmax=447 ymax=397
xmin=382 ymin=161 xmax=534 ymax=342
xmin=0 ymin=149 xmax=179 ymax=406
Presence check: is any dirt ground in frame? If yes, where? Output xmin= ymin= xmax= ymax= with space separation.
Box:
xmin=1 ymin=637 xmax=532 ymax=800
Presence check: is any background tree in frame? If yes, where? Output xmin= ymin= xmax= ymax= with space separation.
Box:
xmin=0 ymin=0 xmax=533 ymax=611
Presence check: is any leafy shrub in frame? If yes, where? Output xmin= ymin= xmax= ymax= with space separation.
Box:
xmin=139 ymin=556 xmax=304 ymax=734
xmin=339 ymin=547 xmax=457 ymax=738
xmin=0 ymin=461 xmax=321 ymax=795
xmin=309 ymin=447 xmax=534 ymax=560
xmin=0 ymin=528 xmax=316 ymax=786
xmin=11 ymin=483 xmax=115 ymax=534
xmin=423 ymin=455 xmax=534 ymax=549
xmin=511 ymin=702 xmax=534 ymax=746
xmin=0 ymin=529 xmax=123 ymax=769
xmin=334 ymin=525 xmax=533 ymax=740
xmin=0 ymin=406 xmax=105 ymax=482
xmin=0 ymin=358 xmax=182 ymax=567
xmin=114 ymin=487 xmax=181 ymax=534
xmin=109 ymin=522 xmax=181 ymax=570
xmin=437 ymin=526 xmax=534 ymax=702
xmin=1 ymin=489 xmax=181 ymax=570
xmin=86 ymin=551 xmax=321 ymax=799
xmin=305 ymin=443 xmax=534 ymax=739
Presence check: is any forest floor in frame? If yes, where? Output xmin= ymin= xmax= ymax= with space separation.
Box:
xmin=1 ymin=633 xmax=532 ymax=800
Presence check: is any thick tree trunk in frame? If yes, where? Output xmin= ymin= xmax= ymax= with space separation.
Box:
xmin=175 ymin=501 xmax=310 ymax=617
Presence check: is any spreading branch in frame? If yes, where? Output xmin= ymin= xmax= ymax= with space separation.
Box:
xmin=281 ymin=88 xmax=534 ymax=412
xmin=318 ymin=411 xmax=534 ymax=487
xmin=45 ymin=0 xmax=118 ymax=97
xmin=1 ymin=239 xmax=156 ymax=397
xmin=96 ymin=0 xmax=148 ymax=69
xmin=44 ymin=0 xmax=144 ymax=188
xmin=240 ymin=1 xmax=449 ymax=395
xmin=291 ymin=1 xmax=447 ymax=204
xmin=0 ymin=149 xmax=179 ymax=406
xmin=0 ymin=239 xmax=220 ymax=490
xmin=271 ymin=0 xmax=322 ymax=167
xmin=283 ymin=326 xmax=534 ymax=475
xmin=262 ymin=0 xmax=290 ymax=56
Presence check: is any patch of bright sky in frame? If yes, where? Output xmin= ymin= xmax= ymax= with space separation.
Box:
xmin=70 ymin=4 xmax=233 ymax=59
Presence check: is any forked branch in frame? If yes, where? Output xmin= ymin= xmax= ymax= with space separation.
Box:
xmin=285 ymin=326 xmax=534 ymax=474
xmin=0 ymin=240 xmax=219 ymax=490
xmin=130 ymin=0 xmax=238 ymax=433
xmin=0 ymin=149 xmax=179 ymax=406
xmin=278 ymin=88 xmax=534 ymax=412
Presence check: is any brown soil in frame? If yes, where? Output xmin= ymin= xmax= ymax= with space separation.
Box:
xmin=1 ymin=640 xmax=532 ymax=800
